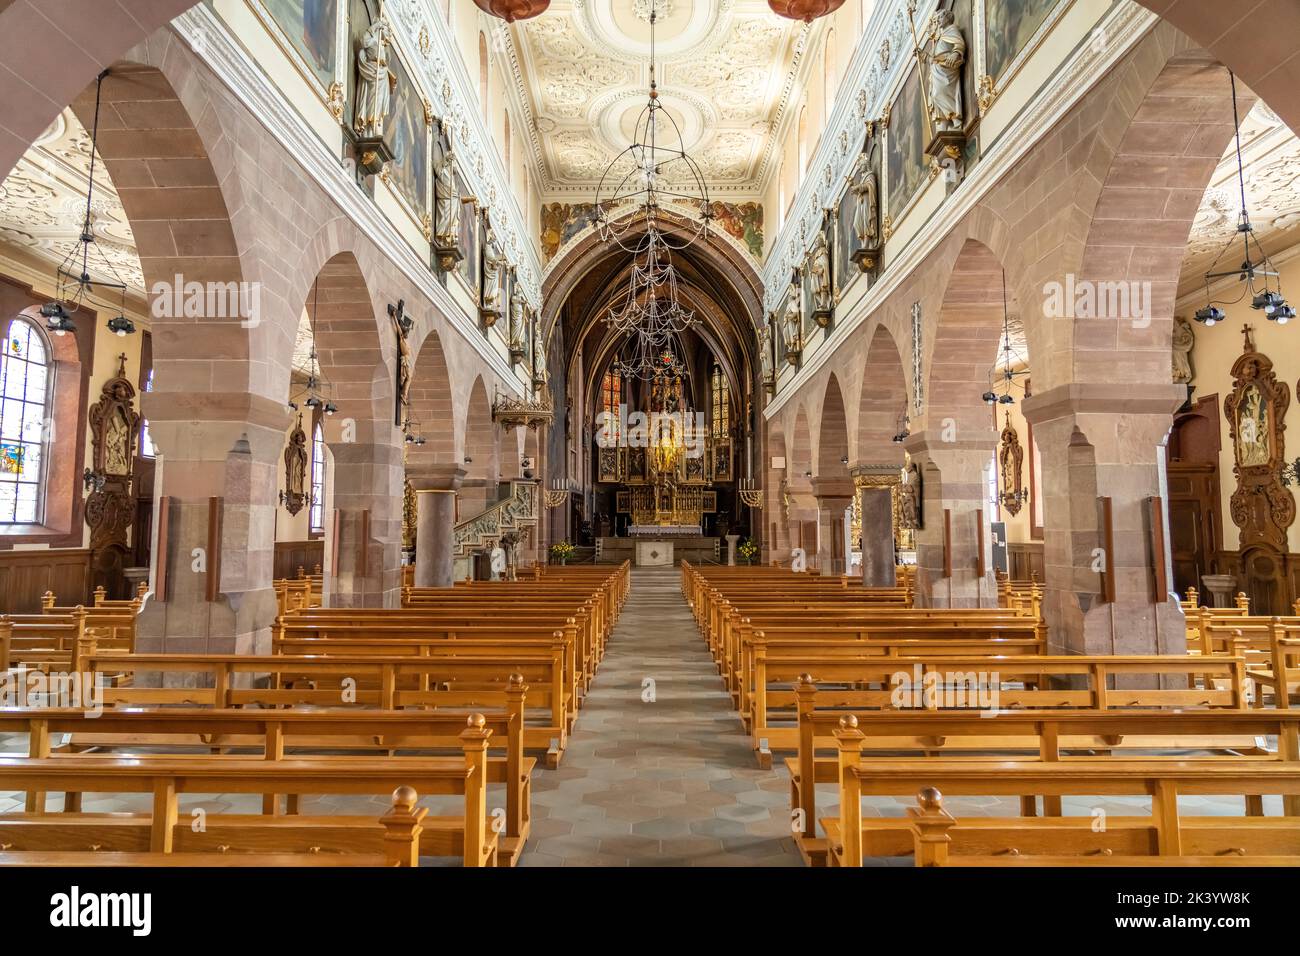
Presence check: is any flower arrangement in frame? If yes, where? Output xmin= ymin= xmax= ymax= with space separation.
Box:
xmin=550 ymin=541 xmax=575 ymax=565
xmin=737 ymin=538 xmax=759 ymax=565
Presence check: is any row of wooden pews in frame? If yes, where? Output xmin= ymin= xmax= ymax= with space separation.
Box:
xmin=0 ymin=561 xmax=629 ymax=867
xmin=681 ymin=561 xmax=1300 ymax=867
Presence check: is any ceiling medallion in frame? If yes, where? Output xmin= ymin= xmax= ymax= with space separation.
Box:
xmin=633 ymin=0 xmax=673 ymax=20
xmin=767 ymin=0 xmax=844 ymax=24
xmin=473 ymin=1 xmax=550 ymax=23
xmin=592 ymin=0 xmax=711 ymax=254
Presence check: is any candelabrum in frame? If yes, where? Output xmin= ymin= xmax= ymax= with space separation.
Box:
xmin=739 ymin=477 xmax=764 ymax=509
xmin=545 ymin=478 xmax=574 ymax=508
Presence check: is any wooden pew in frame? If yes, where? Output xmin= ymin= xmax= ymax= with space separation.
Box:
xmin=273 ymin=618 xmax=591 ymax=705
xmin=1 ymin=704 xmax=533 ymax=865
xmin=0 ymin=787 xmax=426 ymax=867
xmin=904 ymin=787 xmax=1300 ymax=867
xmin=0 ymin=731 xmax=497 ymax=866
xmin=826 ymin=748 xmax=1300 ymax=866
xmin=786 ymin=693 xmax=1299 ymax=863
xmin=746 ymin=653 xmax=1248 ymax=766
xmin=1247 ymin=627 xmax=1300 ymax=710
xmin=83 ymin=651 xmax=573 ymax=768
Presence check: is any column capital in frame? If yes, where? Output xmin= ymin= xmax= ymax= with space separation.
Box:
xmin=811 ymin=476 xmax=855 ymax=500
xmin=1021 ymin=382 xmax=1186 ymax=426
xmin=901 ymin=429 xmax=996 ymax=457
xmin=408 ymin=464 xmax=467 ymax=493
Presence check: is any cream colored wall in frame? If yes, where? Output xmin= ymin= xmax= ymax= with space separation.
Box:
xmin=1182 ymin=250 xmax=1300 ymax=554
xmin=0 ymin=254 xmax=150 ymax=551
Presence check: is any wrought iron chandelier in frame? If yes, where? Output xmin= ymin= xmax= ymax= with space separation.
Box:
xmin=1193 ymin=71 xmax=1294 ymax=328
xmin=603 ymin=231 xmax=696 ymax=340
xmin=981 ymin=272 xmax=1028 ymax=406
xmin=288 ymin=279 xmax=338 ymax=417
xmin=40 ymin=69 xmax=134 ymax=340
xmin=592 ymin=0 xmax=711 ymax=254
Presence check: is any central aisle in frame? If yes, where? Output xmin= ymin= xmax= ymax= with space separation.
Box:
xmin=519 ymin=566 xmax=802 ymax=866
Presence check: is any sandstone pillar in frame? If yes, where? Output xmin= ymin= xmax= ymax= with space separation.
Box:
xmin=903 ymin=431 xmax=998 ymax=607
xmin=812 ymin=477 xmax=854 ymax=576
xmin=136 ymin=394 xmax=287 ymax=659
xmin=410 ymin=464 xmax=465 ymax=588
xmin=326 ymin=439 xmax=404 ymax=607
xmin=1022 ymin=383 xmax=1186 ymax=655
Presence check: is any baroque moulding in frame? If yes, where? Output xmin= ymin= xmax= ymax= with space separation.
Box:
xmin=759 ymin=0 xmax=1152 ymax=342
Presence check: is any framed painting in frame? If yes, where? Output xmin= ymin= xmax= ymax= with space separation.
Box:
xmin=616 ymin=491 xmax=631 ymax=513
xmin=984 ymin=0 xmax=1061 ymax=88
xmin=884 ymin=65 xmax=928 ymax=224
xmin=457 ymin=173 xmax=478 ymax=294
xmin=382 ymin=40 xmax=431 ymax=224
xmin=835 ymin=185 xmax=855 ymax=298
xmin=252 ymin=0 xmax=343 ymax=93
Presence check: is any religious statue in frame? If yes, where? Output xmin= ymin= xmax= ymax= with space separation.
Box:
xmin=353 ymin=17 xmax=395 ymax=140
xmin=1238 ymin=384 xmax=1269 ymax=467
xmin=282 ymin=414 xmax=309 ymax=516
xmin=757 ymin=315 xmax=774 ymax=386
xmin=809 ymin=231 xmax=833 ymax=322
xmin=532 ymin=328 xmax=548 ymax=392
xmin=481 ymin=225 xmax=505 ymax=315
xmin=998 ymin=413 xmax=1024 ymax=516
xmin=849 ymin=141 xmax=880 ymax=253
xmin=434 ymin=146 xmax=462 ymax=246
xmin=783 ymin=272 xmax=802 ymax=363
xmin=899 ymin=461 xmax=922 ymax=530
xmin=389 ymin=299 xmax=413 ymax=426
xmin=508 ymin=287 xmax=526 ymax=362
xmin=1173 ymin=314 xmax=1194 ymax=385
xmin=928 ymin=10 xmax=966 ymax=133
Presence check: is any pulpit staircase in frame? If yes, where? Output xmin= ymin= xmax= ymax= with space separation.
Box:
xmin=451 ymin=480 xmax=539 ymax=576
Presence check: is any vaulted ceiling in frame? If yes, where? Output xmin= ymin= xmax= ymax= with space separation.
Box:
xmin=502 ymin=0 xmax=807 ymax=198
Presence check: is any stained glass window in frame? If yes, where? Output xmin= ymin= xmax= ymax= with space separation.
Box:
xmin=139 ymin=368 xmax=156 ymax=458
xmin=0 ymin=318 xmax=51 ymax=524
xmin=310 ymin=421 xmax=326 ymax=533
xmin=601 ymin=368 xmax=622 ymax=444
xmin=711 ymin=366 xmax=730 ymax=439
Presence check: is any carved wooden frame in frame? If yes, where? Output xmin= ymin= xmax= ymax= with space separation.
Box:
xmin=998 ymin=410 xmax=1025 ymax=516
xmin=1224 ymin=327 xmax=1294 ymax=552
xmin=282 ymin=413 xmax=309 ymax=517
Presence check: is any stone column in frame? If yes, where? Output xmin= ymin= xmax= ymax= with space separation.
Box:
xmin=135 ymin=394 xmax=287 ymax=659
xmin=859 ymin=486 xmax=897 ymax=587
xmin=903 ymin=431 xmax=997 ymax=607
xmin=1023 ymin=383 xmax=1186 ymax=656
xmin=812 ymin=477 xmax=854 ymax=576
xmin=409 ymin=464 xmax=465 ymax=588
xmin=725 ymin=533 xmax=740 ymax=566
xmin=327 ymin=439 xmax=404 ymax=608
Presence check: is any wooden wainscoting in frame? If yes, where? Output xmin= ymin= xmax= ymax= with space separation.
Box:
xmin=1007 ymin=542 xmax=1044 ymax=583
xmin=274 ymin=540 xmax=324 ymax=581
xmin=0 ymin=548 xmax=92 ymax=612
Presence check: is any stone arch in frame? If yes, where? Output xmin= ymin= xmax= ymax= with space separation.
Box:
xmin=816 ymin=372 xmax=850 ymax=478
xmin=541 ymin=210 xmax=764 ymax=344
xmin=1134 ymin=0 xmax=1300 ymax=136
xmin=293 ymin=248 xmax=400 ymax=608
xmin=460 ymin=375 xmax=499 ymax=519
xmin=69 ymin=59 xmax=275 ymax=404
xmin=0 ymin=0 xmax=199 ymax=183
xmin=856 ymin=323 xmax=908 ymax=469
xmin=407 ymin=329 xmax=456 ymax=466
xmin=927 ymin=238 xmax=1017 ymax=442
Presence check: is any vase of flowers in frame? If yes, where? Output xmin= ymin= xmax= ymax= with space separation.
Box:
xmin=550 ymin=541 xmax=575 ymax=566
xmin=737 ymin=538 xmax=758 ymax=566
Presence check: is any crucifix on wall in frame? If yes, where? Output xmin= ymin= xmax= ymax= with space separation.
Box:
xmin=389 ymin=298 xmax=413 ymax=426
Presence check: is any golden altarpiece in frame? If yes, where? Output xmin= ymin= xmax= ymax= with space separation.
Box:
xmin=597 ymin=355 xmax=731 ymax=531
